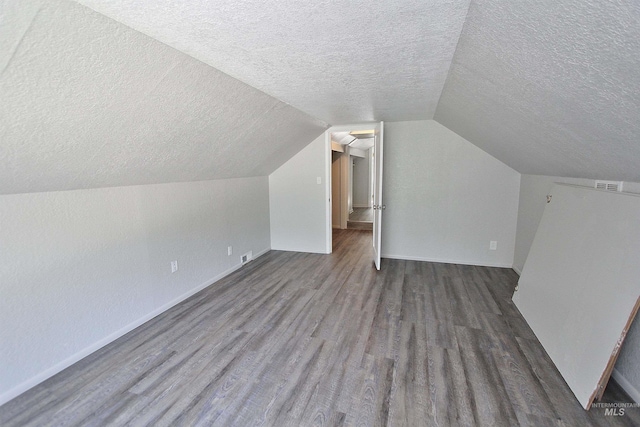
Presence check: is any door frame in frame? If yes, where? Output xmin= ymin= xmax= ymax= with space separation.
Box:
xmin=325 ymin=122 xmax=382 ymax=254
xmin=372 ymin=121 xmax=384 ymax=270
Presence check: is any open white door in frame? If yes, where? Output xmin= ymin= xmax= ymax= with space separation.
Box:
xmin=372 ymin=121 xmax=384 ymax=270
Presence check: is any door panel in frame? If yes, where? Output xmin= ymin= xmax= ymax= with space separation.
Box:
xmin=372 ymin=122 xmax=384 ymax=270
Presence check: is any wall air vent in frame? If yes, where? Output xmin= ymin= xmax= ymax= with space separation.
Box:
xmin=241 ymin=251 xmax=253 ymax=265
xmin=594 ymin=180 xmax=623 ymax=192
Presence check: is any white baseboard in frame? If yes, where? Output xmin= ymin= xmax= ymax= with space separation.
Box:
xmin=0 ymin=248 xmax=270 ymax=407
xmin=612 ymin=368 xmax=640 ymax=403
xmin=512 ymin=265 xmax=523 ymax=276
xmin=381 ymin=253 xmax=513 ymax=269
xmin=269 ymin=245 xmax=328 ymax=255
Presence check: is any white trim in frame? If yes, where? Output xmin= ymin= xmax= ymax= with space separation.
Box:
xmin=325 ymin=130 xmax=332 ymax=254
xmin=381 ymin=253 xmax=513 ymax=269
xmin=513 ymin=265 xmax=522 ymax=276
xmin=611 ymin=368 xmax=640 ymax=403
xmin=340 ymin=149 xmax=349 ymax=229
xmin=270 ymin=246 xmax=329 ymax=254
xmin=251 ymin=247 xmax=270 ymax=259
xmin=328 ymin=122 xmax=380 ymax=133
xmin=0 ymin=248 xmax=270 ymax=407
xmin=325 ymin=124 xmax=378 ymax=254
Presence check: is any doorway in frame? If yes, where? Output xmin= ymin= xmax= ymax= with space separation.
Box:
xmin=330 ymin=130 xmax=373 ymax=230
xmin=348 ymin=152 xmax=374 ymax=231
xmin=331 ymin=150 xmax=345 ymax=229
xmin=326 ymin=122 xmax=384 ymax=269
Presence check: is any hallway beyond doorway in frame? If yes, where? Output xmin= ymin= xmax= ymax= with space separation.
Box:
xmin=348 ymin=207 xmax=373 ymax=230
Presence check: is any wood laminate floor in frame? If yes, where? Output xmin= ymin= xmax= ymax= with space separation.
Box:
xmin=1 ymin=229 xmax=638 ymax=426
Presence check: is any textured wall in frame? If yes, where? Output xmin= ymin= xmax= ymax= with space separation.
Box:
xmin=0 ymin=0 xmax=327 ymax=195
xmin=74 ymin=0 xmax=471 ymax=123
xmin=270 ymin=134 xmax=330 ymax=254
xmin=381 ymin=120 xmax=520 ymax=267
xmin=515 ymin=174 xmax=640 ymax=401
xmin=513 ymin=175 xmax=598 ymax=274
xmin=436 ymin=0 xmax=640 ymax=182
xmin=0 ymin=177 xmax=270 ymax=404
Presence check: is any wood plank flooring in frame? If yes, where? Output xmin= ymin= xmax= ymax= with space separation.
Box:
xmin=1 ymin=229 xmax=638 ymax=426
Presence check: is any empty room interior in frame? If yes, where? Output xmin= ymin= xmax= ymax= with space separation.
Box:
xmin=2 ymin=0 xmax=640 ymax=426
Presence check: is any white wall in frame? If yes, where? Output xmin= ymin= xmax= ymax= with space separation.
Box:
xmin=512 ymin=175 xmax=609 ymax=274
xmin=382 ymin=120 xmax=520 ymax=267
xmin=352 ymin=150 xmax=371 ymax=208
xmin=269 ymin=134 xmax=329 ymax=253
xmin=0 ymin=177 xmax=270 ymax=405
xmin=515 ymin=174 xmax=640 ymax=402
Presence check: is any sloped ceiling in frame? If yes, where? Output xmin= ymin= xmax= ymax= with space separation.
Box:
xmin=436 ymin=0 xmax=640 ymax=182
xmin=72 ymin=0 xmax=640 ymax=181
xmin=0 ymin=0 xmax=327 ymax=195
xmin=3 ymin=0 xmax=640 ymax=194
xmin=73 ymin=0 xmax=471 ymax=124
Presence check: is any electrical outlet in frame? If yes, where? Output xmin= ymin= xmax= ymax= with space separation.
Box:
xmin=228 ymin=246 xmax=233 ymax=256
xmin=171 ymin=260 xmax=178 ymax=273
xmin=489 ymin=241 xmax=497 ymax=251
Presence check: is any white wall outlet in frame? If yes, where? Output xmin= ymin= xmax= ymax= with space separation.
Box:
xmin=171 ymin=260 xmax=178 ymax=273
xmin=228 ymin=246 xmax=233 ymax=256
xmin=316 ymin=176 xmax=322 ymax=184
xmin=490 ymin=241 xmax=497 ymax=251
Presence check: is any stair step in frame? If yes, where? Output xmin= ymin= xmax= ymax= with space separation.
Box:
xmin=347 ymin=221 xmax=373 ymax=231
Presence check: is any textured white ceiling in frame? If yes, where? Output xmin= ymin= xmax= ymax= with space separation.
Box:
xmin=331 ymin=132 xmax=355 ymax=146
xmin=331 ymin=132 xmax=374 ymax=150
xmin=0 ymin=0 xmax=327 ymax=195
xmin=435 ymin=0 xmax=640 ymax=181
xmin=73 ymin=0 xmax=471 ymax=124
xmin=349 ymin=138 xmax=374 ymax=151
xmin=5 ymin=0 xmax=639 ymax=193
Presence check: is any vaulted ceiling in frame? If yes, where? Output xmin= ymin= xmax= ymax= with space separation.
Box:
xmin=74 ymin=0 xmax=472 ymax=124
xmin=0 ymin=0 xmax=328 ymax=194
xmin=436 ymin=0 xmax=640 ymax=182
xmin=2 ymin=0 xmax=640 ymax=194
